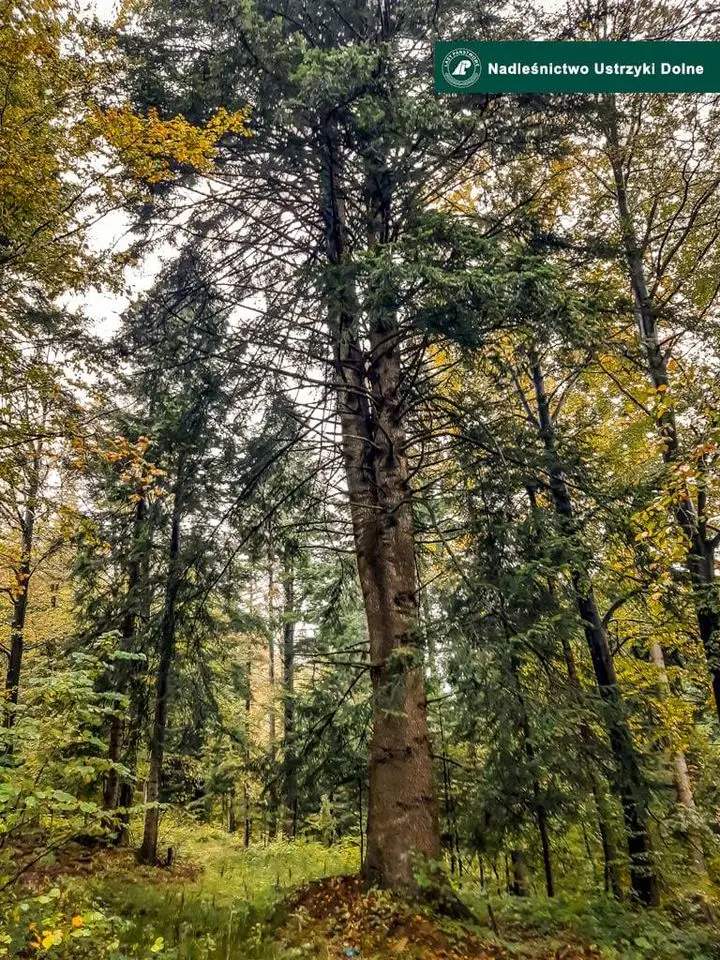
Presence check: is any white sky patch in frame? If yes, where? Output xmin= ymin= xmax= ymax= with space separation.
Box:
xmin=84 ymin=0 xmax=119 ymax=21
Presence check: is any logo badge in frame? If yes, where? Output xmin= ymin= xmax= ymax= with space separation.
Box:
xmin=441 ymin=47 xmax=482 ymax=88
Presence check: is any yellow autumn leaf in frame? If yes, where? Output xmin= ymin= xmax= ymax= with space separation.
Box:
xmin=41 ymin=929 xmax=63 ymax=949
xmin=94 ymin=104 xmax=252 ymax=185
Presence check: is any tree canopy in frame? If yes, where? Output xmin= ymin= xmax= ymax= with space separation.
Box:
xmin=2 ymin=0 xmax=720 ymax=956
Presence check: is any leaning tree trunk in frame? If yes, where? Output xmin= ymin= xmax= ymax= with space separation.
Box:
xmin=606 ymin=115 xmax=720 ymax=722
xmin=319 ymin=114 xmax=440 ymax=892
xmin=530 ymin=353 xmax=659 ymax=906
xmin=139 ymin=459 xmax=185 ymax=865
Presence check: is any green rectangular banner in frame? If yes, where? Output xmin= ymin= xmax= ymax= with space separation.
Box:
xmin=435 ymin=42 xmax=720 ymax=94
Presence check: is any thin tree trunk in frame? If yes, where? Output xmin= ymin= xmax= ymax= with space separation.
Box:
xmin=648 ymin=640 xmax=707 ymax=876
xmin=138 ymin=457 xmax=185 ymax=864
xmin=104 ymin=495 xmax=147 ymax=814
xmin=530 ymin=353 xmax=658 ymax=906
xmin=510 ymin=850 xmax=530 ymax=897
xmin=117 ymin=581 xmax=153 ymax=845
xmin=117 ymin=723 xmax=142 ymax=846
xmin=438 ymin=708 xmax=459 ymax=875
xmin=527 ymin=488 xmax=624 ymax=899
xmin=358 ymin=778 xmax=364 ymax=866
xmin=244 ymin=784 xmax=251 ymax=847
xmin=282 ymin=546 xmax=297 ymax=838
xmin=5 ymin=444 xmax=40 ymax=731
xmin=5 ymin=572 xmax=30 ymax=725
xmin=500 ymin=602 xmax=554 ymax=897
xmin=117 ymin=519 xmax=153 ymax=846
xmin=319 ymin=116 xmax=440 ymax=891
xmin=103 ymin=717 xmax=123 ymax=813
xmin=266 ymin=553 xmax=278 ymax=841
xmin=559 ymin=632 xmax=623 ymax=898
xmin=244 ymin=582 xmax=254 ymax=847
xmin=267 ymin=555 xmax=277 ymax=750
xmin=605 ymin=114 xmax=720 ymax=721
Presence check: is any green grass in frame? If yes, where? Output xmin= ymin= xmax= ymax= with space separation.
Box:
xmin=4 ymin=820 xmax=720 ymax=960
xmin=1 ymin=818 xmax=360 ymax=960
xmin=462 ymin=888 xmax=720 ymax=960
xmin=84 ymin=820 xmax=361 ymax=960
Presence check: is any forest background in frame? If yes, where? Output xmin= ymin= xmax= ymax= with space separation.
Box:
xmin=2 ymin=0 xmax=720 ymax=957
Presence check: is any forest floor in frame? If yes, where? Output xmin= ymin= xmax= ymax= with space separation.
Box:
xmin=4 ymin=820 xmax=720 ymax=960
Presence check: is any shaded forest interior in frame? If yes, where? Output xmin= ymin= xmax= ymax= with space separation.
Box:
xmin=3 ymin=0 xmax=720 ymax=956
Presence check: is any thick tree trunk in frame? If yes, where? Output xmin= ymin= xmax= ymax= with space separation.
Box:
xmin=338 ymin=346 xmax=441 ymax=888
xmin=282 ymin=547 xmax=297 ymax=838
xmin=606 ymin=119 xmax=720 ymax=721
xmin=530 ymin=354 xmax=658 ymax=906
xmin=139 ymin=461 xmax=185 ymax=864
xmin=319 ymin=116 xmax=440 ymax=891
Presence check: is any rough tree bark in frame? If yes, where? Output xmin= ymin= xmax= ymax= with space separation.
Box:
xmin=319 ymin=113 xmax=440 ymax=892
xmin=530 ymin=352 xmax=659 ymax=906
